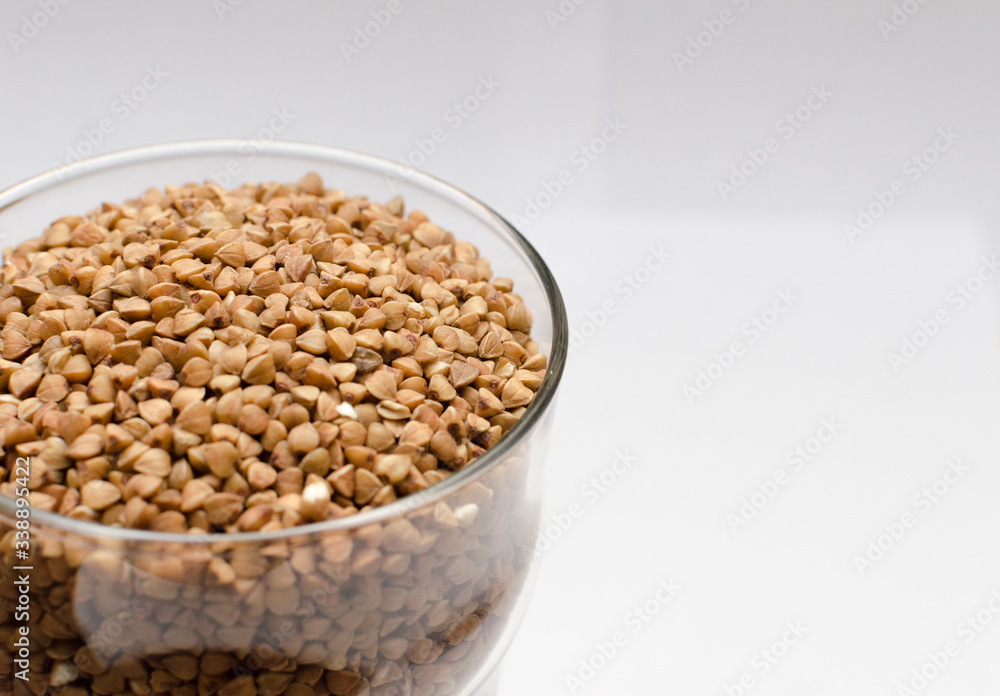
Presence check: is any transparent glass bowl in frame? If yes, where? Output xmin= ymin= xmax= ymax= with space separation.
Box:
xmin=0 ymin=142 xmax=567 ymax=696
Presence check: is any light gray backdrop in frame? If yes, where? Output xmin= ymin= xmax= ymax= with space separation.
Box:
xmin=3 ymin=1 xmax=999 ymax=694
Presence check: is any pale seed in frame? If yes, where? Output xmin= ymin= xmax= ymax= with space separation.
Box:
xmin=288 ymin=422 xmax=320 ymax=453
xmin=36 ymin=373 xmax=70 ymax=403
xmin=203 ymin=492 xmax=244 ymax=526
xmin=249 ymin=270 xmax=282 ymax=297
xmin=174 ymin=400 xmax=212 ymax=435
xmin=374 ymin=454 xmax=410 ymax=485
xmin=204 ymin=441 xmax=240 ymax=479
xmin=328 ymin=465 xmax=355 ymax=498
xmin=376 ymin=400 xmax=411 ymax=420
xmin=138 ymin=398 xmax=173 ymax=424
xmin=134 ymin=448 xmax=172 ymax=477
xmin=296 ymin=329 xmax=329 ymax=356
xmin=66 ymin=432 xmax=104 ymax=459
xmin=366 ymin=370 xmax=397 ymax=401
xmin=180 ymin=478 xmax=215 ymax=512
xmin=80 ymin=480 xmax=121 ymax=511
xmin=179 ymin=356 xmax=213 ymax=387
xmin=216 ymin=242 xmax=246 ymax=268
xmin=427 ymin=373 xmax=457 ymax=402
xmin=501 ymin=377 xmax=534 ymax=408
xmin=83 ymin=328 xmax=115 ymax=364
xmin=60 ymin=354 xmax=94 ymax=383
xmin=450 ymin=361 xmax=479 ymax=388
xmin=242 ymin=353 xmax=276 ymax=385
xmin=247 ymin=461 xmax=278 ymax=490
xmin=354 ymin=468 xmax=382 ymax=505
xmin=478 ymin=332 xmax=504 ymax=359
xmin=475 ymin=387 xmax=504 ymax=418
xmin=9 ymin=369 xmax=42 ymax=399
xmin=217 ymin=343 xmax=247 ymax=374
xmin=126 ymin=474 xmax=163 ymax=499
xmin=328 ymin=330 xmax=356 ymax=361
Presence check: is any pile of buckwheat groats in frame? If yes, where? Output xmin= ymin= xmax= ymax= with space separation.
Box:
xmin=0 ymin=173 xmax=548 ymax=696
xmin=0 ymin=172 xmax=546 ymax=534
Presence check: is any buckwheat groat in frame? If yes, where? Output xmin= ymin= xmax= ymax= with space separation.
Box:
xmin=0 ymin=174 xmax=548 ymax=696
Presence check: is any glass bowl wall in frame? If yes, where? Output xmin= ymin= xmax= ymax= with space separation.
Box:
xmin=0 ymin=142 xmax=568 ymax=696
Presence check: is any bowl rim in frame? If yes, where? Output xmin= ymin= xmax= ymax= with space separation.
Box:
xmin=0 ymin=139 xmax=568 ymax=544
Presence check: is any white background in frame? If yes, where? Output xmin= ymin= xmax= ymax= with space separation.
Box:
xmin=3 ymin=1 xmax=1000 ymax=694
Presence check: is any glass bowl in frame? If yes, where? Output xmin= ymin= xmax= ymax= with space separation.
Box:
xmin=0 ymin=141 xmax=567 ymax=696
